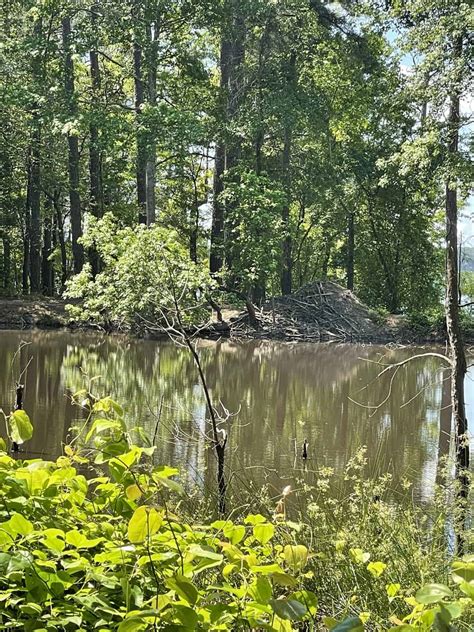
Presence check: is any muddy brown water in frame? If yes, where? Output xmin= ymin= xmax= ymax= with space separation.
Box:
xmin=0 ymin=330 xmax=472 ymax=505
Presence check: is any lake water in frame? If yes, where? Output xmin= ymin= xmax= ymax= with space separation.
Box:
xmin=0 ymin=330 xmax=472 ymax=505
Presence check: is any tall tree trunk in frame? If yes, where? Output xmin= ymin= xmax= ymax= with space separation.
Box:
xmin=445 ymin=47 xmax=469 ymax=497
xmin=41 ymin=212 xmax=53 ymax=296
xmin=145 ymin=21 xmax=157 ymax=226
xmin=89 ymin=4 xmax=103 ymax=221
xmin=2 ymin=235 xmax=11 ymax=292
xmin=347 ymin=211 xmax=355 ymax=291
xmin=29 ymin=18 xmax=42 ymax=293
xmin=54 ymin=190 xmax=67 ymax=290
xmin=211 ymin=0 xmax=245 ymax=275
xmin=134 ymin=41 xmax=147 ymax=224
xmin=189 ymin=174 xmax=200 ymax=263
xmin=280 ymin=51 xmax=296 ymax=296
xmin=224 ymin=1 xmax=245 ymax=273
xmin=210 ymin=35 xmax=231 ymax=275
xmin=22 ymin=158 xmax=31 ymax=294
xmin=281 ymin=127 xmax=293 ymax=295
xmin=89 ymin=3 xmax=103 ymax=277
xmin=62 ymin=16 xmax=83 ymax=274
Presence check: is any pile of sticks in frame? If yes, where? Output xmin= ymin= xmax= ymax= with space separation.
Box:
xmin=230 ymin=281 xmax=385 ymax=342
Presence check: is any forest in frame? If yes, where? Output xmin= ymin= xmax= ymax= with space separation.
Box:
xmin=0 ymin=0 xmax=473 ymax=630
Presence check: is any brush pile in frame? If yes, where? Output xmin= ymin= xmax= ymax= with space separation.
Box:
xmin=230 ymin=281 xmax=390 ymax=342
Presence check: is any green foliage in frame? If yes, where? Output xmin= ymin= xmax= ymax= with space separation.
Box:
xmin=65 ymin=213 xmax=215 ymax=330
xmin=0 ymin=395 xmax=471 ymax=630
xmin=222 ymin=171 xmax=285 ymax=293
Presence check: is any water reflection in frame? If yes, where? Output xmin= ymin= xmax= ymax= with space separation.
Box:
xmin=0 ymin=330 xmax=472 ymax=503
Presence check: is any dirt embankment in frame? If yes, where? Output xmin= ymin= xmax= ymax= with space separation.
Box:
xmin=0 ymin=297 xmax=69 ymax=330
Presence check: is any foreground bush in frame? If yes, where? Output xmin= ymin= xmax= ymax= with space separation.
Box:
xmin=0 ymin=397 xmax=472 ymax=630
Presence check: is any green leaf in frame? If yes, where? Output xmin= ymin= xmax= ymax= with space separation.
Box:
xmin=9 ymin=410 xmax=33 ymax=444
xmin=165 ymin=575 xmax=198 ymax=605
xmin=253 ymin=523 xmax=274 ymax=544
xmin=244 ymin=514 xmax=267 ymax=525
xmin=127 ymin=506 xmax=163 ymax=543
xmin=249 ymin=576 xmax=272 ymax=604
xmin=223 ymin=524 xmax=245 ymax=545
xmin=118 ymin=617 xmax=148 ymax=632
xmin=269 ymin=598 xmax=307 ymax=621
xmin=451 ymin=559 xmax=474 ymax=584
xmin=415 ymin=584 xmax=452 ymax=605
xmin=8 ymin=513 xmax=33 ymax=536
xmin=349 ymin=548 xmax=370 ymax=564
xmin=367 ymin=561 xmax=387 ymax=577
xmin=332 ymin=617 xmax=364 ymax=632
xmin=283 ymin=545 xmax=308 ymax=571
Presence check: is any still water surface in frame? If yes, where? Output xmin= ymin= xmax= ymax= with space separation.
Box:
xmin=0 ymin=330 xmax=472 ymax=503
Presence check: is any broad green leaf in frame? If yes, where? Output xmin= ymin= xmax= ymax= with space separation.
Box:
xmin=65 ymin=530 xmax=102 ymax=549
xmin=9 ymin=410 xmax=33 ymax=445
xmin=269 ymin=598 xmax=307 ymax=621
xmin=290 ymin=590 xmax=317 ymax=614
xmin=223 ymin=524 xmax=245 ymax=545
xmin=165 ymin=575 xmax=198 ymax=605
xmin=8 ymin=513 xmax=33 ymax=536
xmin=283 ymin=544 xmax=308 ymax=571
xmin=253 ymin=523 xmax=274 ymax=544
xmin=451 ymin=559 xmax=474 ymax=584
xmin=126 ymin=484 xmax=142 ymax=501
xmin=367 ymin=561 xmax=386 ymax=577
xmin=127 ymin=506 xmax=163 ymax=543
xmin=244 ymin=514 xmax=267 ymax=525
xmin=415 ymin=584 xmax=452 ymax=605
xmin=249 ymin=576 xmax=272 ymax=604
xmin=118 ymin=617 xmax=148 ymax=632
xmin=332 ymin=616 xmax=364 ymax=632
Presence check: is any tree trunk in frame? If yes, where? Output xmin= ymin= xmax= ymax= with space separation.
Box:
xmin=22 ymin=160 xmax=31 ymax=294
xmin=89 ymin=3 xmax=103 ymax=277
xmin=62 ymin=16 xmax=83 ymax=274
xmin=89 ymin=4 xmax=103 ymax=221
xmin=445 ymin=76 xmax=469 ymax=490
xmin=2 ymin=235 xmax=11 ymax=292
xmin=280 ymin=51 xmax=296 ymax=296
xmin=211 ymin=0 xmax=245 ymax=275
xmin=54 ymin=190 xmax=68 ymax=290
xmin=281 ymin=126 xmax=292 ymax=295
xmin=189 ymin=175 xmax=200 ymax=264
xmin=210 ymin=141 xmax=226 ymax=274
xmin=224 ymin=2 xmax=245 ymax=273
xmin=146 ymin=21 xmax=157 ymax=226
xmin=41 ymin=214 xmax=53 ymax=296
xmin=347 ymin=211 xmax=355 ymax=291
xmin=134 ymin=41 xmax=147 ymax=224
xmin=210 ymin=34 xmax=232 ymax=275
xmin=29 ymin=18 xmax=42 ymax=293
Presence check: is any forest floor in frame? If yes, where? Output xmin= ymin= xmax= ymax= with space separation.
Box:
xmin=0 ymin=285 xmax=458 ymax=344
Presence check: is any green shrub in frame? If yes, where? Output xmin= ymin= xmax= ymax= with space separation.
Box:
xmin=0 ymin=397 xmax=471 ymax=630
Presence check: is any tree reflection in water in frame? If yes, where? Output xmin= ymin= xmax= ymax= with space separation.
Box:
xmin=0 ymin=330 xmax=471 ymax=505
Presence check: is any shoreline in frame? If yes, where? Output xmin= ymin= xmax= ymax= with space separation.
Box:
xmin=0 ymin=296 xmax=460 ymax=345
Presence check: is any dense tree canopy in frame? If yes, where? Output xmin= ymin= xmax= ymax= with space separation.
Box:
xmin=0 ymin=0 xmax=471 ymax=316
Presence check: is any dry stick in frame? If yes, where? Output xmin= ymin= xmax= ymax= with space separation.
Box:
xmin=152 ymin=395 xmax=164 ymax=446
xmin=12 ymin=384 xmax=24 ymax=452
xmin=349 ymin=353 xmax=452 ymax=416
xmin=165 ymin=270 xmax=228 ymax=514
